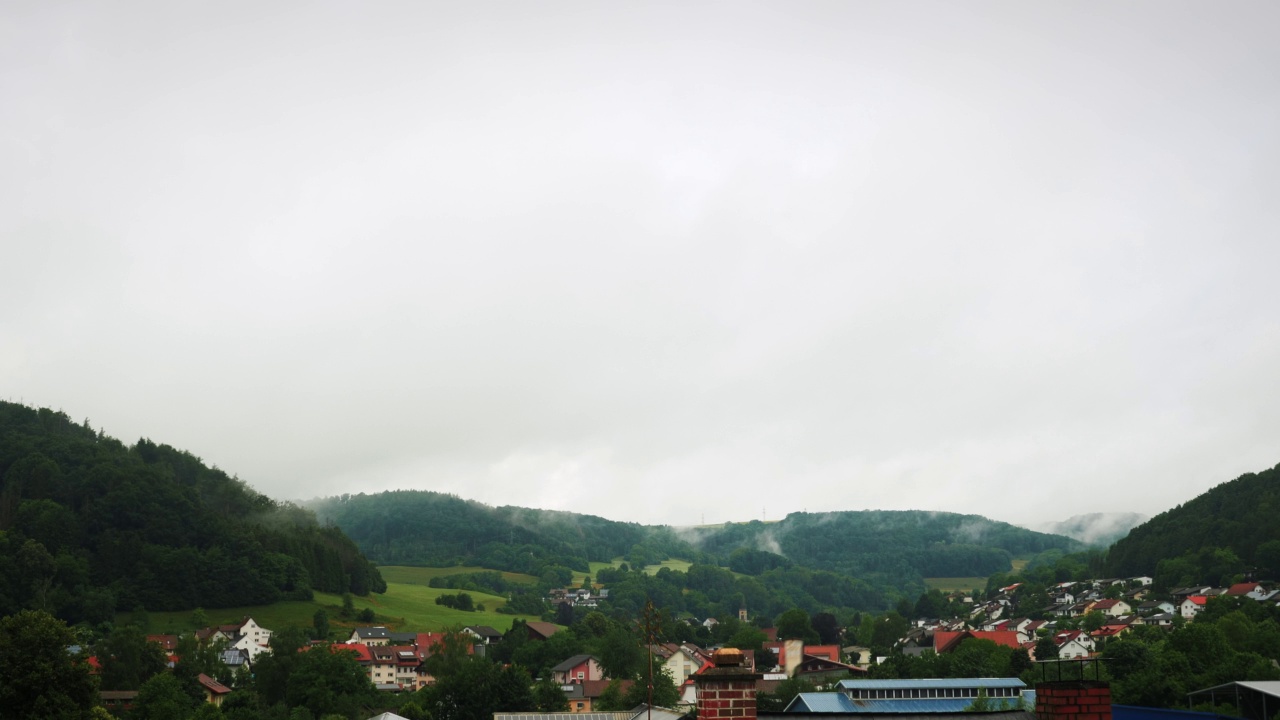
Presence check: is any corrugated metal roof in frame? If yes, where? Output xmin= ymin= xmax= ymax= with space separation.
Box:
xmin=786 ymin=691 xmax=1029 ymax=714
xmin=495 ymin=714 xmax=631 ymax=720
xmin=757 ymin=707 xmax=1039 ymax=712
xmin=788 ymin=694 xmax=858 ymax=712
xmin=837 ymin=679 xmax=1026 ymax=690
xmin=1236 ymin=681 xmax=1280 ymax=697
xmin=1192 ymin=681 xmax=1280 ymax=698
xmin=847 ymin=699 xmax=1000 ymax=713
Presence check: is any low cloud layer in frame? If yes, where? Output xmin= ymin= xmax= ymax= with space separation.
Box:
xmin=4 ymin=2 xmax=1279 ymax=527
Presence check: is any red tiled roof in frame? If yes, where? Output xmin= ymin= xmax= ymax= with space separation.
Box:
xmin=1225 ymin=583 xmax=1261 ymax=596
xmin=1186 ymin=595 xmax=1208 ymax=606
xmin=147 ymin=635 xmax=179 ymax=651
xmin=329 ymin=643 xmax=373 ymax=663
xmin=197 ymin=674 xmax=231 ymax=696
xmin=804 ymin=645 xmax=840 ymax=662
xmin=934 ymin=630 xmax=1021 ymax=653
xmin=1054 ymin=630 xmax=1086 ymax=646
xmin=580 ymin=679 xmax=633 ymax=698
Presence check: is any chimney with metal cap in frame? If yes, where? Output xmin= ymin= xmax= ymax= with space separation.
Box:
xmin=694 ymin=648 xmax=763 ymax=720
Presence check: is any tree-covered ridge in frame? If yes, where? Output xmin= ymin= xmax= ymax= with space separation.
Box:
xmin=310 ymin=490 xmax=693 ymax=573
xmin=690 ymin=510 xmax=1080 ymax=581
xmin=312 ymin=491 xmax=1077 ymax=607
xmin=0 ymin=401 xmax=384 ymax=621
xmin=1104 ymin=462 xmax=1280 ymax=585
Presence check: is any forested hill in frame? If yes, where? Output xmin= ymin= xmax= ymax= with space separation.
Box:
xmin=312 ymin=492 xmax=1078 ymax=594
xmin=309 ymin=490 xmax=693 ymax=574
xmin=0 ymin=401 xmax=384 ymax=622
xmin=1104 ymin=461 xmax=1280 ymax=585
xmin=688 ymin=510 xmax=1080 ymax=580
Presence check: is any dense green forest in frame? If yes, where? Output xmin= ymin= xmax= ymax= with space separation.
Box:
xmin=0 ymin=401 xmax=384 ymax=621
xmin=689 ymin=511 xmax=1079 ymax=581
xmin=313 ymin=491 xmax=1078 ymax=610
xmin=310 ymin=490 xmax=693 ymax=572
xmin=1104 ymin=462 xmax=1280 ymax=586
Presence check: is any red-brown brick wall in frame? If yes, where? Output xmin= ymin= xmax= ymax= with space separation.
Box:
xmin=1036 ymin=681 xmax=1112 ymax=720
xmin=697 ymin=678 xmax=758 ymax=720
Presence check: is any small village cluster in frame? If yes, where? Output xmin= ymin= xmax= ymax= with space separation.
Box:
xmin=903 ymin=578 xmax=1278 ymax=662
xmin=92 ymin=577 xmax=1276 ymax=714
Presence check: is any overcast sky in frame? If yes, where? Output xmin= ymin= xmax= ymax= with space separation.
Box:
xmin=3 ymin=1 xmax=1279 ymax=529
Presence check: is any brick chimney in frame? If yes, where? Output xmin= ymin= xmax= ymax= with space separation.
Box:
xmin=1035 ymin=681 xmax=1112 ymax=720
xmin=695 ymin=648 xmax=763 ymax=720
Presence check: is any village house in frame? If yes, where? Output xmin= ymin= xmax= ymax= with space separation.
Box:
xmin=1018 ymin=620 xmax=1047 ymax=644
xmin=526 ymin=621 xmax=563 ymax=641
xmin=552 ymin=654 xmax=604 ymax=684
xmin=1090 ymin=599 xmax=1131 ymax=617
xmin=649 ymin=643 xmax=711 ymax=686
xmin=932 ymin=630 xmax=1022 ymax=655
xmin=1171 ymin=587 xmax=1214 ymax=603
xmin=560 ymin=679 xmax=635 ymax=713
xmin=1053 ymin=630 xmax=1094 ymax=659
xmin=1181 ymin=595 xmax=1209 ymax=619
xmin=762 ymin=640 xmax=846 ymax=678
xmin=1138 ymin=600 xmax=1176 ymax=616
xmin=1225 ymin=582 xmax=1271 ymax=601
xmin=194 ymin=617 xmax=273 ymax=662
xmin=1090 ymin=617 xmax=1134 ymax=641
xmin=348 ymin=626 xmax=393 ymax=646
xmin=197 ymin=674 xmax=232 ymax=706
xmin=463 ymin=625 xmax=503 ymax=647
xmin=1123 ymin=587 xmax=1149 ymax=602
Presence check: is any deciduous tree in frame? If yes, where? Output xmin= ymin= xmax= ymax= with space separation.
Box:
xmin=0 ymin=610 xmax=97 ymax=720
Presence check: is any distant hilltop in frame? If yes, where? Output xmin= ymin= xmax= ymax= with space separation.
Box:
xmin=1023 ymin=512 xmax=1147 ymax=547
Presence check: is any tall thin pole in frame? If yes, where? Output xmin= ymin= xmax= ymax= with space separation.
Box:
xmin=639 ymin=599 xmax=663 ymax=720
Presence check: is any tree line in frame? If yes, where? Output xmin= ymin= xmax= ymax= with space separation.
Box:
xmin=1105 ymin=461 xmax=1280 ymax=586
xmin=0 ymin=401 xmax=384 ymax=624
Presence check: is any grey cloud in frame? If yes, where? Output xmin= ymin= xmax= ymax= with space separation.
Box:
xmin=3 ymin=1 xmax=1279 ymax=528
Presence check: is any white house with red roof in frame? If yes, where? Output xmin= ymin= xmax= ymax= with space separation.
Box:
xmin=1053 ymin=630 xmax=1095 ymax=659
xmin=1091 ymin=599 xmax=1131 ymax=617
xmin=1181 ymin=595 xmax=1209 ymax=619
xmin=1225 ymin=583 xmax=1270 ymax=601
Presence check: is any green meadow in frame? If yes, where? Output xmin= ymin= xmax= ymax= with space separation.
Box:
xmin=575 ymin=557 xmax=694 ymax=584
xmin=127 ymin=578 xmax=543 ymax=637
xmin=923 ymin=577 xmax=986 ymax=593
xmin=378 ymin=565 xmax=539 ymax=586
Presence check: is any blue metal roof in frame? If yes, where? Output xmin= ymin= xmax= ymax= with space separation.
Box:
xmin=787 ymin=694 xmax=859 ymax=713
xmin=784 ymin=693 xmax=1030 ymax=714
xmin=845 ymin=698 xmax=988 ymax=713
xmin=836 ymin=678 xmax=1027 ymax=690
xmin=788 ymin=697 xmax=1030 ymax=714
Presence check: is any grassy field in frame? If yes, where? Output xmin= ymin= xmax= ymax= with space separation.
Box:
xmin=924 ymin=577 xmax=987 ymax=593
xmin=378 ymin=565 xmax=539 ymax=586
xmin=575 ymin=558 xmax=693 ymax=583
xmin=125 ymin=582 xmax=543 ymax=636
xmin=1010 ymin=557 xmax=1031 ymax=572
